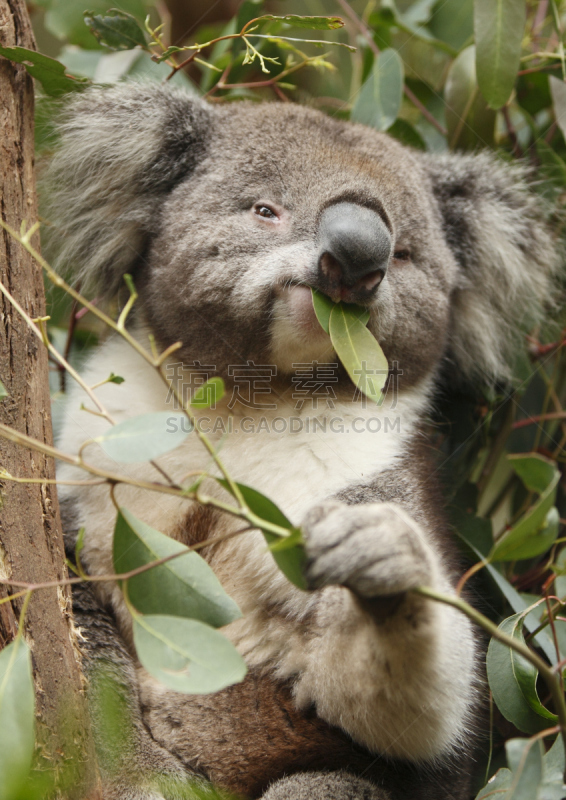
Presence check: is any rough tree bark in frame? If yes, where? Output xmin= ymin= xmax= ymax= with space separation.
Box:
xmin=0 ymin=0 xmax=97 ymax=791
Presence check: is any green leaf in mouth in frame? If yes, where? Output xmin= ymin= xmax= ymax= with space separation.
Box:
xmin=311 ymin=288 xmax=388 ymax=406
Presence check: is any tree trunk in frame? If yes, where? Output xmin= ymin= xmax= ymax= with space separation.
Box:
xmin=0 ymin=0 xmax=97 ymax=792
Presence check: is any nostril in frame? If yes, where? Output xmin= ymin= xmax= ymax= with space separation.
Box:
xmin=355 ymin=269 xmax=385 ymax=294
xmin=319 ymin=251 xmax=343 ymax=285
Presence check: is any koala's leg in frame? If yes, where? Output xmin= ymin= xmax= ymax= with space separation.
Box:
xmin=71 ymin=582 xmax=216 ymax=800
xmin=261 ymin=771 xmax=390 ymax=800
xmin=294 ymin=501 xmax=478 ymax=764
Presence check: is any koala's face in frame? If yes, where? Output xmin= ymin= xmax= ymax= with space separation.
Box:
xmin=142 ymin=104 xmax=459 ymax=387
xmin=48 ymin=85 xmax=554 ymax=388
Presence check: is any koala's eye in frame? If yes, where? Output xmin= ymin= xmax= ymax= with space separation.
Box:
xmin=253 ymin=203 xmax=279 ymax=221
xmin=393 ymin=248 xmax=411 ymax=261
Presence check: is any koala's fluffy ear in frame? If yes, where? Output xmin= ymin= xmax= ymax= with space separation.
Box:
xmin=423 ymin=151 xmax=561 ymax=384
xmin=43 ymin=83 xmax=212 ymax=297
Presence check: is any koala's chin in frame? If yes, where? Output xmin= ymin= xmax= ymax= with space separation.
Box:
xmin=44 ymin=83 xmax=558 ymax=800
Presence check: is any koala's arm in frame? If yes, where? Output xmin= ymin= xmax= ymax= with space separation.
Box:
xmin=289 ymin=463 xmax=478 ymax=764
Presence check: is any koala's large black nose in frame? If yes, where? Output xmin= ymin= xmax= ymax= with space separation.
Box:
xmin=317 ymin=202 xmax=391 ymax=301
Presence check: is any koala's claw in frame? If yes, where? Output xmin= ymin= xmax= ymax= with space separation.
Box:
xmin=301 ymin=502 xmax=434 ymax=599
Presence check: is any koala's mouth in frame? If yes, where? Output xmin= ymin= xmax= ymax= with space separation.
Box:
xmin=274 ymin=282 xmax=327 ymax=335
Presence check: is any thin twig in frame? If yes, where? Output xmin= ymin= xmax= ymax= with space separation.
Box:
xmin=512 ymin=411 xmax=566 ymax=429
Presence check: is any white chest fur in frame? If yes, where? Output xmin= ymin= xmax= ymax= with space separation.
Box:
xmin=55 ymin=332 xmax=432 ymax=590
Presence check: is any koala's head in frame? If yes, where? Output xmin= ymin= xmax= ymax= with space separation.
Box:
xmin=44 ymin=83 xmax=558 ymax=390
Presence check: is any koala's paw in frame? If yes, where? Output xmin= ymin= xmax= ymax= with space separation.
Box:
xmin=261 ymin=771 xmax=390 ymax=800
xmin=302 ymin=501 xmax=435 ymax=599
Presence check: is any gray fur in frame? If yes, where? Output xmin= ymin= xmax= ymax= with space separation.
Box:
xmin=262 ymin=771 xmax=390 ymax=800
xmin=45 ymin=82 xmax=561 ymax=800
xmin=424 ymin=151 xmax=560 ymax=382
xmin=302 ymin=501 xmax=434 ymax=597
xmin=43 ymin=84 xmax=212 ymax=296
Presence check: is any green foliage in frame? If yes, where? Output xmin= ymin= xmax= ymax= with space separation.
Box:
xmin=476 ymin=735 xmax=566 ymax=799
xmin=217 ymin=480 xmax=308 ymax=589
xmin=0 ymin=46 xmax=87 ymax=96
xmin=113 ymin=508 xmax=242 ymax=626
xmin=487 ymin=612 xmax=557 ymax=733
xmin=0 ymin=638 xmax=35 ymax=800
xmin=444 ymin=46 xmax=496 ymax=149
xmin=95 ymin=411 xmax=189 ymax=463
xmin=489 ymin=455 xmax=560 ymax=561
xmin=191 ymin=377 xmax=225 ymax=410
xmin=253 ymin=15 xmax=346 ymax=30
xmin=474 ymin=0 xmax=527 ymax=109
xmin=132 ymin=614 xmax=247 ymax=694
xmin=83 ymin=8 xmax=148 ymax=50
xmin=41 ymin=0 xmax=148 ymax=50
xmin=315 ymin=298 xmax=389 ymax=405
xmin=352 ymin=48 xmax=404 ymax=131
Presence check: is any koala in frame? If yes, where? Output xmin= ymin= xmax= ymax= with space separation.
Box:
xmin=44 ymin=83 xmax=558 ymax=800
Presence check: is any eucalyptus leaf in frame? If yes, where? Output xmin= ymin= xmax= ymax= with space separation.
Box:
xmin=0 ymin=379 xmax=7 ymax=399
xmin=0 ymin=46 xmax=88 ymax=97
xmin=45 ymin=0 xmax=147 ymax=50
xmin=554 ymin=546 xmax=566 ymax=599
xmin=83 ymin=9 xmax=148 ymax=51
xmin=254 ymin=15 xmax=345 ymax=30
xmin=95 ymin=411 xmax=189 ymax=463
xmin=541 ymin=734 xmax=566 ymax=798
xmin=352 ymin=48 xmax=404 ymax=132
xmin=504 ymin=737 xmax=544 ymax=800
xmin=328 ymin=304 xmax=389 ymax=405
xmin=475 ymin=768 xmax=512 ymax=799
xmin=311 ymin=290 xmax=370 ymax=334
xmin=474 ymin=0 xmax=526 ymax=109
xmin=544 ymin=734 xmax=565 ymax=781
xmin=217 ymin=480 xmax=307 ymax=589
xmin=0 ymin=638 xmax=35 ymax=800
xmin=191 ymin=377 xmax=225 ymax=409
xmin=490 ymin=455 xmax=560 ymax=562
xmin=113 ymin=508 xmax=241 ymax=627
xmin=429 ymin=0 xmax=473 ymax=51
xmin=487 ymin=613 xmax=557 ymax=733
xmin=444 ymin=46 xmax=496 ymax=149
xmin=311 ymin=288 xmax=335 ymax=334
xmin=133 ymin=614 xmax=247 ymax=694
